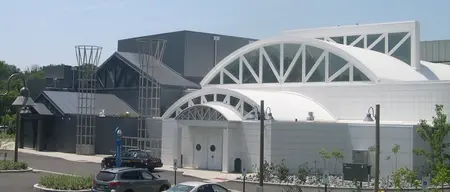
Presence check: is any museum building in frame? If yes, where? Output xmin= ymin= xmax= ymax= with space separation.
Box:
xmin=160 ymin=21 xmax=450 ymax=176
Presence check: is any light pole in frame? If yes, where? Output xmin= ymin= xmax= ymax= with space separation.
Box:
xmin=0 ymin=73 xmax=35 ymax=162
xmin=115 ymin=127 xmax=122 ymax=167
xmin=257 ymin=100 xmax=273 ymax=190
xmin=364 ymin=104 xmax=380 ymax=192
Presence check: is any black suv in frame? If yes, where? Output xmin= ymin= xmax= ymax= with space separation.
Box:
xmin=101 ymin=149 xmax=163 ymax=171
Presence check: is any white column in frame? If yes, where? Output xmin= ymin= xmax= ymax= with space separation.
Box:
xmin=222 ymin=127 xmax=230 ymax=172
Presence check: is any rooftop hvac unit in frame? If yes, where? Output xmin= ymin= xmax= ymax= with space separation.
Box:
xmin=352 ymin=150 xmax=369 ymax=164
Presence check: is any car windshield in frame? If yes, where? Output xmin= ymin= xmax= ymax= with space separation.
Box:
xmin=167 ymin=184 xmax=195 ymax=192
xmin=96 ymin=171 xmax=116 ymax=181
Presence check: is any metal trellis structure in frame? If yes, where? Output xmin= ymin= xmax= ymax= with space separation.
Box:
xmin=75 ymin=45 xmax=102 ymax=155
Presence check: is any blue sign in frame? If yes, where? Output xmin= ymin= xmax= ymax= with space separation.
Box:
xmin=115 ymin=127 xmax=122 ymax=168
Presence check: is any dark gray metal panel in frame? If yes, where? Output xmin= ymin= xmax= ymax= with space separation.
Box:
xmin=96 ymin=117 xmax=138 ymax=154
xmin=421 ymin=40 xmax=450 ymax=63
xmin=33 ymin=103 xmax=53 ymax=116
xmin=98 ymin=86 xmax=188 ymax=117
xmin=184 ymin=31 xmax=255 ymax=79
xmin=43 ymin=91 xmax=138 ymax=116
xmin=49 ymin=116 xmax=77 ymax=153
xmin=160 ymin=87 xmax=185 ymax=115
xmin=118 ymin=32 xmax=187 ymax=76
xmin=116 ymin=52 xmax=199 ymax=88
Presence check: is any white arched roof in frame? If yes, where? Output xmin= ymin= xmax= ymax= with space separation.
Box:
xmin=419 ymin=61 xmax=450 ymax=80
xmin=329 ymin=42 xmax=427 ymax=81
xmin=200 ymin=35 xmax=427 ymax=86
xmin=162 ymin=87 xmax=336 ymax=122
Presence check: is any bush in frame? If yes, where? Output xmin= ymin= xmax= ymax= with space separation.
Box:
xmin=39 ymin=174 xmax=93 ymax=190
xmin=0 ymin=160 xmax=28 ymax=170
xmin=296 ymin=162 xmax=311 ymax=184
xmin=253 ymin=160 xmax=276 ymax=182
xmin=275 ymin=159 xmax=290 ymax=182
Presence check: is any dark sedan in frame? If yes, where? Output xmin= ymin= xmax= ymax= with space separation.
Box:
xmin=101 ymin=150 xmax=163 ymax=171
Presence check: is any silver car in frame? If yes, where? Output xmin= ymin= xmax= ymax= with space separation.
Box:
xmin=92 ymin=167 xmax=171 ymax=192
xmin=165 ymin=181 xmax=234 ymax=192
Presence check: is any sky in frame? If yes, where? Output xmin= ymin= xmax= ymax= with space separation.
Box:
xmin=0 ymin=0 xmax=449 ymax=70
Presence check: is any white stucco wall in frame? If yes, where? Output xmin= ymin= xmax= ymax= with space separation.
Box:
xmin=212 ymin=81 xmax=450 ymax=122
xmin=268 ymin=121 xmax=415 ymax=177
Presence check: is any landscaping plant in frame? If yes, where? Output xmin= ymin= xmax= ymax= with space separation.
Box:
xmin=39 ymin=174 xmax=93 ymax=190
xmin=317 ymin=148 xmax=331 ymax=171
xmin=296 ymin=162 xmax=311 ymax=184
xmin=254 ymin=160 xmax=276 ymax=182
xmin=431 ymin=163 xmax=450 ymax=192
xmin=0 ymin=160 xmax=27 ymax=170
xmin=275 ymin=159 xmax=290 ymax=183
xmin=413 ymin=104 xmax=450 ymax=177
xmin=392 ymin=144 xmax=400 ymax=171
xmin=331 ymin=149 xmax=344 ymax=175
xmin=392 ymin=167 xmax=420 ymax=190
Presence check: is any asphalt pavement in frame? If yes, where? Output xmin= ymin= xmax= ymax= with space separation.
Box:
xmin=2 ymin=152 xmax=290 ymax=192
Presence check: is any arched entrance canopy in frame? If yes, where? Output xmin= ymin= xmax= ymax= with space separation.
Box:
xmin=162 ymin=87 xmax=337 ymax=122
xmin=175 ymin=103 xmax=242 ymax=121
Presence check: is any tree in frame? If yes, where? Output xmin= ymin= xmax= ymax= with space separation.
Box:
xmin=413 ymin=104 xmax=450 ymax=177
xmin=331 ymin=149 xmax=344 ymax=174
xmin=431 ymin=163 xmax=450 ymax=192
xmin=318 ymin=148 xmax=331 ymax=170
xmin=392 ymin=144 xmax=400 ymax=171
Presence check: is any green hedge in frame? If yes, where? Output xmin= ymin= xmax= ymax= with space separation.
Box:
xmin=0 ymin=160 xmax=28 ymax=170
xmin=39 ymin=174 xmax=93 ymax=190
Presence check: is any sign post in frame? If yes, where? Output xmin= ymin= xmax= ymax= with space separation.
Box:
xmin=173 ymin=159 xmax=178 ymax=185
xmin=323 ymin=170 xmax=329 ymax=192
xmin=114 ymin=127 xmax=122 ymax=168
xmin=422 ymin=176 xmax=430 ymax=191
xmin=242 ymin=168 xmax=247 ymax=192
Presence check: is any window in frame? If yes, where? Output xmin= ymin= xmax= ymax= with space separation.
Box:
xmin=197 ymin=184 xmax=214 ymax=192
xmin=167 ymin=184 xmax=195 ymax=192
xmin=120 ymin=171 xmax=142 ymax=180
xmin=211 ymin=184 xmax=228 ymax=192
xmin=140 ymin=171 xmax=155 ymax=180
xmin=96 ymin=171 xmax=116 ymax=181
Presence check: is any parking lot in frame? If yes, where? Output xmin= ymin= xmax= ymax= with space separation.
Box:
xmin=0 ymin=152 xmax=290 ymax=192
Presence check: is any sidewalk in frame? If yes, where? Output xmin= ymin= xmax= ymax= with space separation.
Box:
xmin=13 ymin=146 xmax=242 ymax=182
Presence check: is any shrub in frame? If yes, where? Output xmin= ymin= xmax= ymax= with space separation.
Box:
xmin=0 ymin=160 xmax=28 ymax=170
xmin=39 ymin=174 xmax=93 ymax=190
xmin=253 ymin=160 xmax=276 ymax=182
xmin=275 ymin=159 xmax=290 ymax=182
xmin=296 ymin=162 xmax=311 ymax=184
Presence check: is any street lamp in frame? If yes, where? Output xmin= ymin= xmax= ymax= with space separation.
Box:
xmin=0 ymin=73 xmax=35 ymax=162
xmin=364 ymin=104 xmax=380 ymax=192
xmin=257 ymin=100 xmax=273 ymax=190
xmin=114 ymin=127 xmax=122 ymax=168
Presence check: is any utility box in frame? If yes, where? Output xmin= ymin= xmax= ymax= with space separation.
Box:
xmin=352 ymin=150 xmax=369 ymax=164
xmin=343 ymin=163 xmax=371 ymax=182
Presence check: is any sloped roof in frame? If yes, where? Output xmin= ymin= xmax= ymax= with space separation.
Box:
xmin=33 ymin=103 xmax=53 ymax=116
xmin=114 ymin=52 xmax=200 ymax=88
xmin=41 ymin=91 xmax=138 ymax=116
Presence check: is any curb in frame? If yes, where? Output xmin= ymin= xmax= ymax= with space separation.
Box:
xmin=31 ymin=168 xmax=78 ymax=176
xmin=33 ymin=184 xmax=91 ymax=192
xmin=230 ymin=179 xmax=450 ymax=191
xmin=0 ymin=167 xmax=33 ymax=173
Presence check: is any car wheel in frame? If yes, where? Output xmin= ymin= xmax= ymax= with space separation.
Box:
xmin=159 ymin=185 xmax=169 ymax=191
xmin=148 ymin=167 xmax=155 ymax=171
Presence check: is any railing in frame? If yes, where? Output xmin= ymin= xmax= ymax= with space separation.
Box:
xmin=121 ymin=136 xmax=161 ymax=158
